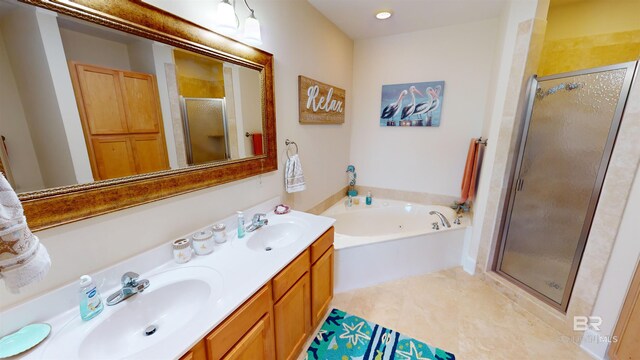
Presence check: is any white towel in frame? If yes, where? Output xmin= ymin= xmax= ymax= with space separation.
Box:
xmin=285 ymin=154 xmax=306 ymax=193
xmin=0 ymin=174 xmax=51 ymax=293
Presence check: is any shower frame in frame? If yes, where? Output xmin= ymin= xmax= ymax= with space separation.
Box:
xmin=493 ymin=61 xmax=638 ymax=312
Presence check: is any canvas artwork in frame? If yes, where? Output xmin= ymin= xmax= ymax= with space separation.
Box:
xmin=380 ymin=81 xmax=445 ymax=127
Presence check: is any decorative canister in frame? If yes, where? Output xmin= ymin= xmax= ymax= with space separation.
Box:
xmin=172 ymin=238 xmax=192 ymax=264
xmin=212 ymin=223 xmax=227 ymax=244
xmin=192 ymin=230 xmax=214 ymax=255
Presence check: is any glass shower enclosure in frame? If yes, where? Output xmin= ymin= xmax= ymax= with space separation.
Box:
xmin=496 ymin=61 xmax=637 ymax=311
xmin=180 ymin=97 xmax=230 ymax=165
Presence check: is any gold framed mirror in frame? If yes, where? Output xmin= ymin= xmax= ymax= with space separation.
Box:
xmin=3 ymin=0 xmax=276 ymax=230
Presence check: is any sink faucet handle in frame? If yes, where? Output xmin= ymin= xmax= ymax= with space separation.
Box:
xmin=252 ymin=213 xmax=267 ymax=223
xmin=121 ymin=272 xmax=139 ymax=286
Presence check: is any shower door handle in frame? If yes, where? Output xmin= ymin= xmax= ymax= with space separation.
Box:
xmin=515 ymin=178 xmax=525 ymax=191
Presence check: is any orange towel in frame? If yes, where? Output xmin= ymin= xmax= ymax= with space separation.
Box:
xmin=460 ymin=138 xmax=482 ymax=204
xmin=252 ymin=133 xmax=264 ymax=156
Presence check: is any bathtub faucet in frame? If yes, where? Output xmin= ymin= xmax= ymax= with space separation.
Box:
xmin=429 ymin=211 xmax=451 ymax=228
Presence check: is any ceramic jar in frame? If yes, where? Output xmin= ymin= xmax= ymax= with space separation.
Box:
xmin=192 ymin=230 xmax=214 ymax=255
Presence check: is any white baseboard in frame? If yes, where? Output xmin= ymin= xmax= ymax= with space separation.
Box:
xmin=462 ymin=255 xmax=476 ymax=275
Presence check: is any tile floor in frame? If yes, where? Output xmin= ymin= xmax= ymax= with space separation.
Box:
xmin=303 ymin=267 xmax=593 ymax=360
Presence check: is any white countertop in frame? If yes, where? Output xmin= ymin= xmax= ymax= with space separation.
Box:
xmin=5 ymin=202 xmax=334 ymax=360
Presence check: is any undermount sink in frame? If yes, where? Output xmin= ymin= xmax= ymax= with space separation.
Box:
xmin=42 ymin=266 xmax=223 ymax=360
xmin=245 ymin=222 xmax=305 ymax=252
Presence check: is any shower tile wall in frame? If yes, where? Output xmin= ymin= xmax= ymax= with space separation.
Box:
xmin=476 ymin=14 xmax=640 ymax=338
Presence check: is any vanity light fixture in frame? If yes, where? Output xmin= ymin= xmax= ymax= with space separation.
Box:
xmin=375 ymin=11 xmax=392 ymax=20
xmin=215 ymin=0 xmax=238 ymax=34
xmin=215 ymin=0 xmax=262 ymax=45
xmin=242 ymin=0 xmax=262 ymax=45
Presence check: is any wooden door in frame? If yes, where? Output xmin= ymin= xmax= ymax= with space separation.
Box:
xmin=274 ymin=273 xmax=311 ymax=360
xmin=222 ymin=315 xmax=273 ymax=360
xmin=120 ymin=71 xmax=162 ymax=133
xmin=311 ymin=247 xmax=334 ymax=328
xmin=609 ymin=261 xmax=640 ymax=359
xmin=74 ymin=64 xmax=128 ymax=135
xmin=91 ymin=136 xmax=136 ymax=180
xmin=130 ymin=135 xmax=169 ymax=173
xmin=180 ymin=340 xmax=207 ymax=360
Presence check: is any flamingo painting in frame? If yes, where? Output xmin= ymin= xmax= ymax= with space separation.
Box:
xmin=380 ymin=81 xmax=444 ymax=127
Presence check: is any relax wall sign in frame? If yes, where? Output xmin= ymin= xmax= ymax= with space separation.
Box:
xmin=298 ymin=75 xmax=345 ymax=124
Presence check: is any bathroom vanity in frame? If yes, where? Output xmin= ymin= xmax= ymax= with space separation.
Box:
xmin=182 ymin=228 xmax=334 ymax=360
xmin=3 ymin=207 xmax=335 ymax=360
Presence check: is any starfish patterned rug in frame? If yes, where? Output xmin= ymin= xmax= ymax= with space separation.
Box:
xmin=305 ymin=308 xmax=455 ymax=360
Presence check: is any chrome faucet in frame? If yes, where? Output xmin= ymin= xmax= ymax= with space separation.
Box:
xmin=106 ymin=272 xmax=150 ymax=306
xmin=246 ymin=213 xmax=269 ymax=232
xmin=429 ymin=211 xmax=451 ymax=228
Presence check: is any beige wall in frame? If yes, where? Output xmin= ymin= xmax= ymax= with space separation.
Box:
xmin=238 ymin=66 xmax=262 ymax=156
xmin=0 ymin=0 xmax=354 ymax=311
xmin=349 ymin=18 xmax=500 ymax=197
xmin=59 ymin=27 xmax=132 ymax=71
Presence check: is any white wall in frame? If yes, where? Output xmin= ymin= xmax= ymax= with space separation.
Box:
xmin=0 ymin=26 xmax=45 ymax=192
xmin=0 ymin=0 xmax=353 ymax=311
xmin=238 ymin=66 xmax=262 ymax=155
xmin=1 ymin=8 xmax=87 ymax=188
xmin=466 ymin=0 xmax=540 ymax=272
xmin=349 ymin=19 xmax=499 ymax=196
xmin=59 ymin=27 xmax=132 ymax=71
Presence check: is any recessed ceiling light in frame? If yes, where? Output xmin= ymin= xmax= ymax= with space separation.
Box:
xmin=375 ymin=11 xmax=392 ymax=20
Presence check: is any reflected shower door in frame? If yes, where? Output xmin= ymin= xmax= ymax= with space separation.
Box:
xmin=497 ymin=62 xmax=636 ymax=309
xmin=180 ymin=97 xmax=229 ymax=165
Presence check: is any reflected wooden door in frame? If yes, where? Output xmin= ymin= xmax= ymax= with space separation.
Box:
xmin=75 ymin=64 xmax=128 ymax=135
xmin=120 ymin=71 xmax=162 ymax=133
xmin=609 ymin=261 xmax=640 ymax=360
xmin=130 ymin=135 xmax=169 ymax=174
xmin=91 ymin=136 xmax=136 ymax=179
xmin=70 ymin=62 xmax=169 ymax=181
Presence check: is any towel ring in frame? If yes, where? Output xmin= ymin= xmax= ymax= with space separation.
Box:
xmin=285 ymin=139 xmax=298 ymax=159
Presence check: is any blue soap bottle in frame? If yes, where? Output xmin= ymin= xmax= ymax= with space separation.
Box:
xmin=366 ymin=191 xmax=372 ymax=205
xmin=79 ymin=275 xmax=103 ymax=321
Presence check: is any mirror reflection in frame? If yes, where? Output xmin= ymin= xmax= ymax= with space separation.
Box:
xmin=0 ymin=0 xmax=264 ymax=193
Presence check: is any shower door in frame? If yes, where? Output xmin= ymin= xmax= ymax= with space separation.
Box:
xmin=496 ymin=61 xmax=637 ymax=311
xmin=180 ymin=97 xmax=230 ymax=165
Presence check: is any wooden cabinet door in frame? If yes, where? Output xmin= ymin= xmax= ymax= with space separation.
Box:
xmin=311 ymin=247 xmax=334 ymax=328
xmin=180 ymin=339 xmax=207 ymax=360
xmin=74 ymin=64 xmax=128 ymax=135
xmin=91 ymin=136 xmax=136 ymax=180
xmin=130 ymin=134 xmax=169 ymax=174
xmin=274 ymin=272 xmax=311 ymax=360
xmin=610 ymin=262 xmax=640 ymax=360
xmin=120 ymin=71 xmax=162 ymax=133
xmin=222 ymin=314 xmax=273 ymax=360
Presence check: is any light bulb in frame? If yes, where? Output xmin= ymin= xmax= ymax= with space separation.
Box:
xmin=375 ymin=11 xmax=392 ymax=20
xmin=216 ymin=0 xmax=238 ymax=34
xmin=243 ymin=14 xmax=262 ymax=45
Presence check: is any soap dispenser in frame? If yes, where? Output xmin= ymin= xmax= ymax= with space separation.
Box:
xmin=79 ymin=275 xmax=103 ymax=321
xmin=237 ymin=211 xmax=245 ymax=239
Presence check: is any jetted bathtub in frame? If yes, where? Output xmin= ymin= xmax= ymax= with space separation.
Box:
xmin=322 ymin=197 xmax=471 ymax=292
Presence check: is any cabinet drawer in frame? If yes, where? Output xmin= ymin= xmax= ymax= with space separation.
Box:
xmin=180 ymin=340 xmax=206 ymax=360
xmin=272 ymin=249 xmax=310 ymax=301
xmin=221 ymin=313 xmax=274 ymax=360
xmin=310 ymin=227 xmax=334 ymax=264
xmin=207 ymin=284 xmax=274 ymax=360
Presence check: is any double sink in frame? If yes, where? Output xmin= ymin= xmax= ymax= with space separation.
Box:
xmin=33 ymin=211 xmax=316 ymax=359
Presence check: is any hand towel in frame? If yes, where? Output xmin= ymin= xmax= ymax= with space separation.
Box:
xmin=459 ymin=139 xmax=479 ymax=204
xmin=285 ymin=154 xmax=306 ymax=193
xmin=252 ymin=133 xmax=264 ymax=156
xmin=468 ymin=141 xmax=485 ymax=201
xmin=0 ymin=174 xmax=51 ymax=293
xmin=0 ymin=137 xmax=15 ymax=189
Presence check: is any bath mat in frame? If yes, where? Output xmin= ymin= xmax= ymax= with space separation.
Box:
xmin=306 ymin=308 xmax=455 ymax=360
